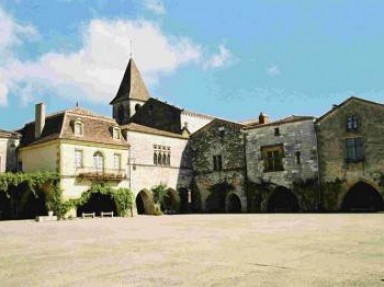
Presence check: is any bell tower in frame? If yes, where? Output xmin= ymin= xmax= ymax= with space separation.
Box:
xmin=110 ymin=58 xmax=150 ymax=125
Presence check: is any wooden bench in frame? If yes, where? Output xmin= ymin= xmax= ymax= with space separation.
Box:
xmin=101 ymin=211 xmax=114 ymax=218
xmin=81 ymin=212 xmax=95 ymax=218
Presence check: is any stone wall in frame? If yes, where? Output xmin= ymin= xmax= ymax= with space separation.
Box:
xmin=0 ymin=137 xmax=19 ymax=172
xmin=190 ymin=120 xmax=247 ymax=212
xmin=126 ymin=130 xmax=192 ymax=194
xmin=245 ymin=119 xmax=319 ymax=211
xmin=317 ymin=98 xmax=384 ymax=210
xmin=180 ymin=112 xmax=213 ymax=134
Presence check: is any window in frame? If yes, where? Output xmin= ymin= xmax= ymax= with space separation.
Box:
xmin=295 ymin=151 xmax=301 ymax=165
xmin=153 ymin=152 xmax=158 ymax=165
xmin=75 ymin=149 xmax=83 ymax=169
xmin=274 ymin=127 xmax=280 ymax=136
xmin=213 ymin=155 xmax=223 ymax=171
xmin=153 ymin=145 xmax=171 ymax=166
xmin=73 ymin=118 xmax=84 ymax=136
xmin=346 ymin=115 xmax=359 ymax=131
xmin=112 ymin=126 xmax=121 ymax=139
xmin=74 ymin=123 xmax=83 ymax=136
xmin=114 ymin=153 xmax=121 ymax=170
xmin=346 ymin=138 xmax=364 ymax=162
xmin=93 ymin=151 xmax=104 ymax=171
xmin=261 ymin=145 xmax=284 ymax=172
xmin=135 ymin=104 xmax=141 ymax=112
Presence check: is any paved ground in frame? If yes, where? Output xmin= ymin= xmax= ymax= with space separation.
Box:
xmin=0 ymin=214 xmax=383 ymax=287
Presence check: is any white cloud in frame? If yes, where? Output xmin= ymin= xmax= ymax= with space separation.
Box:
xmin=266 ymin=63 xmax=281 ymax=76
xmin=0 ymin=8 xmax=235 ymax=106
xmin=204 ymin=44 xmax=233 ymax=69
xmin=143 ymin=0 xmax=166 ymax=15
xmin=0 ymin=8 xmax=38 ymax=58
xmin=1 ymin=18 xmax=202 ymax=104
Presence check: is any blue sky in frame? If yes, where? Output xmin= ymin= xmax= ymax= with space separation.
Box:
xmin=1 ymin=0 xmax=384 ymax=130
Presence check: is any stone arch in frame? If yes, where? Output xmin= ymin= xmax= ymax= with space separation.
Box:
xmin=163 ymin=188 xmax=180 ymax=214
xmin=19 ymin=186 xmax=47 ymax=219
xmin=135 ymin=189 xmax=155 ymax=215
xmin=77 ymin=192 xmax=117 ymax=217
xmin=178 ymin=188 xmax=190 ymax=214
xmin=341 ymin=182 xmax=384 ymax=212
xmin=205 ymin=183 xmax=234 ymax=213
xmin=267 ymin=186 xmax=300 ymax=213
xmin=226 ymin=193 xmax=242 ymax=213
xmin=0 ymin=191 xmax=11 ymax=220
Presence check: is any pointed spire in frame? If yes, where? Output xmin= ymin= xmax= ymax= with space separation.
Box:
xmin=110 ymin=58 xmax=150 ymax=105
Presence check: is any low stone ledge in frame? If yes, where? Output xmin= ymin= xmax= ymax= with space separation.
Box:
xmin=35 ymin=215 xmax=58 ymax=222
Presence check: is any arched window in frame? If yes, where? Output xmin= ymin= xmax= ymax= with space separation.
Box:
xmin=162 ymin=153 xmax=167 ymax=165
xmin=153 ymin=152 xmax=158 ymax=165
xmin=167 ymin=153 xmax=171 ymax=166
xmin=93 ymin=151 xmax=104 ymax=172
xmin=135 ymin=104 xmax=141 ymax=112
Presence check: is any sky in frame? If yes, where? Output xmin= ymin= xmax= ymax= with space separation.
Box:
xmin=1 ymin=0 xmax=384 ymax=130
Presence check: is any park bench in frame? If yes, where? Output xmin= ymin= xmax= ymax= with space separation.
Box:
xmin=81 ymin=212 xmax=96 ymax=218
xmin=101 ymin=211 xmax=114 ymax=218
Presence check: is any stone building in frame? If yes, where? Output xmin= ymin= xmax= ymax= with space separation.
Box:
xmin=0 ymin=129 xmax=20 ymax=173
xmin=107 ymin=58 xmax=213 ymax=214
xmin=190 ymin=119 xmax=247 ymax=212
xmin=121 ymin=122 xmax=192 ymax=214
xmin=245 ymin=114 xmax=319 ymax=212
xmin=18 ymin=103 xmax=130 ymax=217
xmin=316 ymin=97 xmax=384 ymax=211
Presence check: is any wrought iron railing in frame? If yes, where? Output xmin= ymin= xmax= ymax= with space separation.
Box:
xmin=75 ymin=166 xmax=126 ymax=182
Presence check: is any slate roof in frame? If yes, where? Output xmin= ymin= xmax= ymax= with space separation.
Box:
xmin=19 ymin=107 xmax=128 ymax=147
xmin=121 ymin=123 xmax=187 ymax=139
xmin=110 ymin=58 xmax=150 ymax=104
xmin=244 ymin=115 xmax=315 ymax=130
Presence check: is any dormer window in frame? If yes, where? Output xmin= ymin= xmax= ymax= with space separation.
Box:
xmin=112 ymin=126 xmax=121 ymax=139
xmin=347 ymin=115 xmax=359 ymax=131
xmin=73 ymin=118 xmax=84 ymax=136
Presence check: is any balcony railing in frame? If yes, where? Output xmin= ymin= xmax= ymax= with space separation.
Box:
xmin=75 ymin=166 xmax=126 ymax=182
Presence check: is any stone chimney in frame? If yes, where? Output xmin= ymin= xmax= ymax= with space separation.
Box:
xmin=259 ymin=112 xmax=269 ymax=125
xmin=35 ymin=103 xmax=46 ymax=139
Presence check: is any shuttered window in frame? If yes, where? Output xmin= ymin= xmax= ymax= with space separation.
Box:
xmin=346 ymin=138 xmax=364 ymax=162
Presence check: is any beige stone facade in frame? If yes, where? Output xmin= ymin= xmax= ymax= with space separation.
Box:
xmin=17 ymin=105 xmax=130 ymax=216
xmin=316 ymin=97 xmax=384 ymax=211
xmin=0 ymin=129 xmax=20 ymax=173
xmin=245 ymin=116 xmax=319 ymax=212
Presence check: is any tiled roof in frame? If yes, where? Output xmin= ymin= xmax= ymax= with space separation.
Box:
xmin=244 ymin=115 xmax=315 ymax=130
xmin=19 ymin=107 xmax=128 ymax=147
xmin=110 ymin=58 xmax=150 ymax=104
xmin=0 ymin=128 xmax=21 ymax=138
xmin=191 ymin=118 xmax=245 ymax=137
xmin=121 ymin=123 xmax=187 ymax=139
xmin=316 ymin=96 xmax=384 ymax=123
